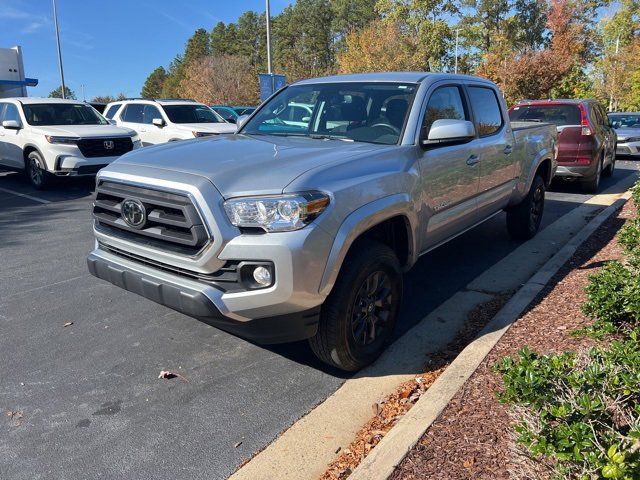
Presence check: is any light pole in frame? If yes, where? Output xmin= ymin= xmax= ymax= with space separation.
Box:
xmin=266 ymin=0 xmax=273 ymax=75
xmin=609 ymin=34 xmax=620 ymax=112
xmin=52 ymin=0 xmax=66 ymax=99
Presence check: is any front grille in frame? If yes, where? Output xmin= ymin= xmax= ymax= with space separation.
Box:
xmin=93 ymin=181 xmax=209 ymax=255
xmin=78 ymin=137 xmax=133 ymax=158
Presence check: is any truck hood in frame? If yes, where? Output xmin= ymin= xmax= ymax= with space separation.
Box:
xmin=30 ymin=124 xmax=136 ymax=137
xmin=172 ymin=123 xmax=237 ymax=134
xmin=112 ymin=134 xmax=391 ymax=198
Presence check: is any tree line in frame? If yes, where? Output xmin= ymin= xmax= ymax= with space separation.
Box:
xmin=136 ymin=0 xmax=637 ymax=109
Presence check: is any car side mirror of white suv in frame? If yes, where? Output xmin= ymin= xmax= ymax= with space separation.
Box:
xmin=2 ymin=119 xmax=22 ymax=130
xmin=152 ymin=118 xmax=166 ymax=127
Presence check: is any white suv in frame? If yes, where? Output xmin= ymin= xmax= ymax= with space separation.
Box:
xmin=0 ymin=98 xmax=140 ymax=189
xmin=104 ymin=99 xmax=236 ymax=146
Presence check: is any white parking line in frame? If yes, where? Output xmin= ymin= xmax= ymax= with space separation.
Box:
xmin=0 ymin=186 xmax=51 ymax=204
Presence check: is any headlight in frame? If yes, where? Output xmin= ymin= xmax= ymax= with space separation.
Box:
xmin=224 ymin=192 xmax=330 ymax=232
xmin=192 ymin=131 xmax=216 ymax=137
xmin=45 ymin=135 xmax=79 ymax=144
xmin=627 ymin=137 xmax=640 ymax=143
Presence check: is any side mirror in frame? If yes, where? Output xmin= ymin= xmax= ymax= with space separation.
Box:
xmin=236 ymin=114 xmax=250 ymax=130
xmin=302 ymin=116 xmax=311 ymax=122
xmin=2 ymin=119 xmax=22 ymax=130
xmin=152 ymin=118 xmax=165 ymax=127
xmin=422 ymin=119 xmax=475 ymax=146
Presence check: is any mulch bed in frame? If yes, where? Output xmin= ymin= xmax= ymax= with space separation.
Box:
xmin=390 ymin=200 xmax=635 ymax=480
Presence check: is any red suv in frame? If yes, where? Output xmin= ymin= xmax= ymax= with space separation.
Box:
xmin=509 ymin=99 xmax=616 ymax=192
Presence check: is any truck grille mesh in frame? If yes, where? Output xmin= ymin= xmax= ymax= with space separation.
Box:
xmin=78 ymin=137 xmax=133 ymax=158
xmin=93 ymin=181 xmax=209 ymax=255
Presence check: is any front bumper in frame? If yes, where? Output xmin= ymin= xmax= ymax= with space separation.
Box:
xmin=53 ymin=154 xmax=122 ymax=176
xmin=87 ymin=248 xmax=320 ymax=344
xmin=616 ymin=142 xmax=640 ymax=157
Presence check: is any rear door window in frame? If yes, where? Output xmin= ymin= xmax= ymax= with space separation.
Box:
xmin=104 ymin=104 xmax=121 ymax=119
xmin=468 ymin=86 xmax=503 ymax=136
xmin=509 ymin=104 xmax=581 ymax=127
xmin=122 ymin=103 xmax=144 ymax=123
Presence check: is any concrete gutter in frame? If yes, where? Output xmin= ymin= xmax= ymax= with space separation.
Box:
xmin=348 ymin=188 xmax=634 ymax=480
xmin=230 ymin=174 xmax=637 ymax=480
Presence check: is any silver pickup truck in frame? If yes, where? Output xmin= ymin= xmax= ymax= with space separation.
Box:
xmin=87 ymin=73 xmax=557 ymax=371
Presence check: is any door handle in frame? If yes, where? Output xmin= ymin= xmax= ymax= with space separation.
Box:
xmin=466 ymin=155 xmax=480 ymax=166
xmin=503 ymin=145 xmax=513 ymax=154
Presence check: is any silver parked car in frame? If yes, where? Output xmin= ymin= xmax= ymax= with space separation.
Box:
xmin=608 ymin=112 xmax=640 ymax=157
xmin=87 ymin=73 xmax=557 ymax=371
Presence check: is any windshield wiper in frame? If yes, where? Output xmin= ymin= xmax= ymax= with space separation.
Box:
xmin=309 ymin=134 xmax=354 ymax=142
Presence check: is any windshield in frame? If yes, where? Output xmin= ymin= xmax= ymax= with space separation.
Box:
xmin=242 ymin=82 xmax=418 ymax=145
xmin=608 ymin=114 xmax=640 ymax=129
xmin=509 ymin=104 xmax=581 ymax=126
xmin=163 ymin=104 xmax=224 ymax=124
xmin=22 ymin=103 xmax=108 ymax=126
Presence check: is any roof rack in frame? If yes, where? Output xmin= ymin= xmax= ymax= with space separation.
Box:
xmin=121 ymin=97 xmax=197 ymax=102
xmin=155 ymin=98 xmax=197 ymax=102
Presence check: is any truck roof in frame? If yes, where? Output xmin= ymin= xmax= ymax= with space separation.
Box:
xmin=5 ymin=97 xmax=87 ymax=105
xmin=293 ymin=72 xmax=495 ymax=86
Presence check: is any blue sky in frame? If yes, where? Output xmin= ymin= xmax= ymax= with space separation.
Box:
xmin=0 ymin=0 xmax=293 ymax=99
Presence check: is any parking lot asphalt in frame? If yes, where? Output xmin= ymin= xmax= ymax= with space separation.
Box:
xmin=1 ymin=162 xmax=638 ymax=480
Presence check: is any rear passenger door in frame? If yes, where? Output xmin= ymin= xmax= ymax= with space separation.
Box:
xmin=466 ymin=84 xmax=516 ymax=218
xmin=417 ymin=83 xmax=480 ymax=251
xmin=118 ymin=103 xmax=147 ymax=144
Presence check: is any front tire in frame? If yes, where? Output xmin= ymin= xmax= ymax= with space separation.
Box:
xmin=309 ymin=240 xmax=403 ymax=371
xmin=506 ymin=174 xmax=545 ymax=240
xmin=603 ymin=154 xmax=615 ymax=178
xmin=26 ymin=151 xmax=51 ymax=190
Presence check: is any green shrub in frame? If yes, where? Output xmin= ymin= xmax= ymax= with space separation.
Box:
xmin=581 ymin=261 xmax=640 ymax=336
xmin=496 ymin=336 xmax=640 ymax=479
xmin=619 ymin=219 xmax=640 ymax=255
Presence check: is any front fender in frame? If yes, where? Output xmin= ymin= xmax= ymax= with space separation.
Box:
xmin=318 ymin=194 xmax=418 ymax=296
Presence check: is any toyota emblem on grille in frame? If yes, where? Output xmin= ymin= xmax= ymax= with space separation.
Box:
xmin=104 ymin=140 xmax=115 ymax=150
xmin=121 ymin=198 xmax=146 ymax=228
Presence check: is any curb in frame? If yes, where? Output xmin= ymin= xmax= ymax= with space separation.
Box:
xmin=348 ymin=189 xmax=633 ymax=480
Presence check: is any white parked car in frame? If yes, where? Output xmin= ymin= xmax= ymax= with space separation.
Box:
xmin=0 ymin=97 xmax=141 ymax=189
xmin=103 ymin=99 xmax=237 ymax=146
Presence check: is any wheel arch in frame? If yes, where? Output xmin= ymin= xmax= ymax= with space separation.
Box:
xmin=318 ymin=194 xmax=418 ymax=296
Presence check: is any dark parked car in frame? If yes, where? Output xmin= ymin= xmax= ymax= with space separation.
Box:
xmin=608 ymin=112 xmax=640 ymax=158
xmin=211 ymin=105 xmax=256 ymax=123
xmin=509 ymin=99 xmax=616 ymax=192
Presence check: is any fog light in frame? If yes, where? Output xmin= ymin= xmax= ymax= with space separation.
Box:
xmin=253 ymin=266 xmax=272 ymax=286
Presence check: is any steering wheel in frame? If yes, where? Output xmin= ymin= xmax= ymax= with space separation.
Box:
xmin=370 ymin=123 xmax=401 ymax=135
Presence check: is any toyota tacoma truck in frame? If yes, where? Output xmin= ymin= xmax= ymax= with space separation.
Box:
xmin=87 ymin=73 xmax=557 ymax=371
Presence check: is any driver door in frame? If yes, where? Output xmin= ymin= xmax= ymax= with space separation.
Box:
xmin=417 ymin=84 xmax=481 ymax=252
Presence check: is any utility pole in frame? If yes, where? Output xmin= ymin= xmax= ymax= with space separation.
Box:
xmin=266 ymin=0 xmax=273 ymax=75
xmin=454 ymin=29 xmax=461 ymax=74
xmin=81 ymin=84 xmax=85 ymax=101
xmin=52 ymin=0 xmax=66 ymax=99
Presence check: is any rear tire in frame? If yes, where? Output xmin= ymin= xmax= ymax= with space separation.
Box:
xmin=603 ymin=154 xmax=615 ymax=178
xmin=582 ymin=157 xmax=602 ymax=193
xmin=26 ymin=151 xmax=51 ymax=190
xmin=506 ymin=174 xmax=545 ymax=240
xmin=309 ymin=240 xmax=402 ymax=372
